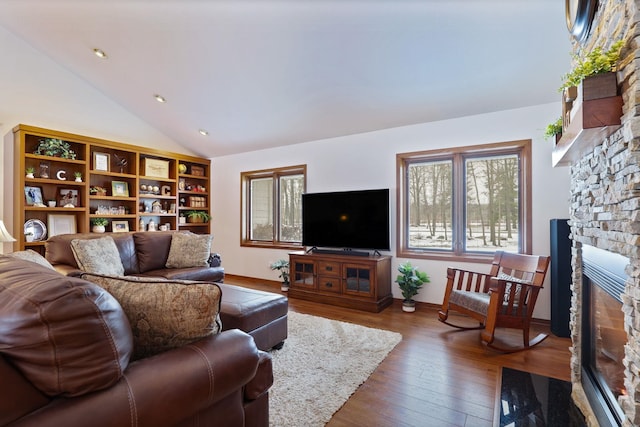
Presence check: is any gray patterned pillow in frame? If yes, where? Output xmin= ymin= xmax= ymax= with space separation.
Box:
xmin=165 ymin=232 xmax=212 ymax=268
xmin=9 ymin=249 xmax=56 ymax=270
xmin=70 ymin=236 xmax=125 ymax=276
xmin=80 ymin=273 xmax=222 ymax=360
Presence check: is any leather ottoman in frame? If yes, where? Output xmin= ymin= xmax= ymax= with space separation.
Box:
xmin=218 ymin=284 xmax=288 ymax=351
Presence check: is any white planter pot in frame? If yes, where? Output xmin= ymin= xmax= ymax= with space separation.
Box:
xmin=281 ymin=284 xmax=290 ymax=292
xmin=92 ymin=225 xmax=106 ymax=233
xmin=402 ymin=300 xmax=416 ymax=312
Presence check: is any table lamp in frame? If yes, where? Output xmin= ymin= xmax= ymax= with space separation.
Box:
xmin=0 ymin=219 xmax=16 ymax=242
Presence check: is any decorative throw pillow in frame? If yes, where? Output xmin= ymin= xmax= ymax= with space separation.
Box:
xmin=0 ymin=257 xmax=132 ymax=397
xmin=8 ymin=249 xmax=56 ymax=270
xmin=81 ymin=273 xmax=222 ymax=360
xmin=165 ymin=232 xmax=213 ymax=268
xmin=496 ymin=272 xmax=531 ymax=304
xmin=70 ymin=236 xmax=125 ymax=276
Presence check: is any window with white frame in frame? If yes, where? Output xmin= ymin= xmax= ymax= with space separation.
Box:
xmin=396 ymin=140 xmax=531 ymax=262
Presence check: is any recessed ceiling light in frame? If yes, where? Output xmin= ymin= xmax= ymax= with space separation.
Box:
xmin=154 ymin=94 xmax=166 ymax=103
xmin=93 ymin=48 xmax=107 ymax=59
xmin=199 ymin=129 xmax=209 ymax=136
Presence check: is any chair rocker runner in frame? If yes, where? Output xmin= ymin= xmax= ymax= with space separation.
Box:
xmin=438 ymin=251 xmax=551 ymax=353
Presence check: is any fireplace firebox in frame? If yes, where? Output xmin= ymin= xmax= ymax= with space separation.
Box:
xmin=581 ymin=245 xmax=628 ymax=427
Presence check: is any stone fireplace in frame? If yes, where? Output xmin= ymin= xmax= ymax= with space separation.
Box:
xmin=568 ymin=125 xmax=640 ymax=426
xmin=562 ymin=2 xmax=640 ymax=426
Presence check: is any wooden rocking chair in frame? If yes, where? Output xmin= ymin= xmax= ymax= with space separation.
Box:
xmin=438 ymin=251 xmax=551 ymax=353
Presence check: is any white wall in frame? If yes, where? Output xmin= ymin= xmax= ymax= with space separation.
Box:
xmin=212 ymin=103 xmax=571 ymax=319
xmin=0 ymin=25 xmax=196 ymax=253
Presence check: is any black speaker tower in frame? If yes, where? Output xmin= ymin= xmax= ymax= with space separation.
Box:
xmin=550 ymin=219 xmax=572 ymax=337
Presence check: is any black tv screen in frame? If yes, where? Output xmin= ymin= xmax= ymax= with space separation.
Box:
xmin=302 ymin=189 xmax=390 ymax=251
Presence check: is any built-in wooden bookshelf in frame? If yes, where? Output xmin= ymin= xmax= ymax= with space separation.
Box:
xmin=13 ymin=124 xmax=211 ymax=253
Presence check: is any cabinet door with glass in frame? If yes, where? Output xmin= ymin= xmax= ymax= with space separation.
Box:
xmin=290 ymin=256 xmax=316 ymax=290
xmin=343 ymin=263 xmax=375 ymax=297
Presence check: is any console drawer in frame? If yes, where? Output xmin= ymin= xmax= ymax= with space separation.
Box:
xmin=318 ymin=261 xmax=340 ymax=277
xmin=317 ymin=276 xmax=341 ymax=293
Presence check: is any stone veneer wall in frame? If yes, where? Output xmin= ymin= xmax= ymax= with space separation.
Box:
xmin=568 ymin=1 xmax=640 ymax=426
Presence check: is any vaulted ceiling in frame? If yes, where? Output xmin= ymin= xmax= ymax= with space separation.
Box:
xmin=0 ymin=1 xmax=571 ymax=157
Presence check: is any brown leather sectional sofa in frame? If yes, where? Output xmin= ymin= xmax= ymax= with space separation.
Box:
xmin=0 ymin=255 xmax=273 ymax=427
xmin=45 ymin=231 xmax=289 ymax=351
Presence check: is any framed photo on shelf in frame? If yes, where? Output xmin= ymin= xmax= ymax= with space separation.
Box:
xmin=47 ymin=214 xmax=77 ymax=237
xmin=112 ymin=220 xmax=129 ymax=233
xmin=142 ymin=158 xmax=170 ymax=178
xmin=111 ymin=181 xmax=129 ymax=197
xmin=58 ymin=189 xmax=79 ymax=207
xmin=24 ymin=186 xmax=44 ymax=206
xmin=93 ymin=152 xmax=110 ymax=172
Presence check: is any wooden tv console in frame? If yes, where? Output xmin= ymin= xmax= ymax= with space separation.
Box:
xmin=288 ymin=251 xmax=392 ymax=312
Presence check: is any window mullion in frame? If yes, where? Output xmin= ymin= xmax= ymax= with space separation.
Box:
xmin=273 ymin=173 xmax=280 ymax=243
xmin=452 ymin=154 xmax=465 ymax=256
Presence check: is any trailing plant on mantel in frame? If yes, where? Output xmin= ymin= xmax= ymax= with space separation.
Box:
xmin=544 ymin=117 xmax=563 ymax=140
xmin=558 ymin=39 xmax=624 ymax=92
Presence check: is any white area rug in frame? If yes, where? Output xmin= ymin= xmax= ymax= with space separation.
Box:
xmin=269 ymin=311 xmax=402 ymax=427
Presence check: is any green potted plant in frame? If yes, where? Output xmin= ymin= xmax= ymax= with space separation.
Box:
xmin=74 ymin=171 xmax=83 ymax=182
xmin=91 ymin=217 xmax=108 ymax=233
xmin=185 ymin=210 xmax=211 ymax=223
xmin=395 ymin=261 xmax=430 ymax=312
xmin=544 ymin=117 xmax=563 ymax=142
xmin=270 ymin=259 xmax=290 ymax=291
xmin=559 ymin=39 xmax=624 ymax=92
xmin=34 ymin=138 xmax=77 ymax=159
xmin=25 ymin=167 xmax=35 ymax=179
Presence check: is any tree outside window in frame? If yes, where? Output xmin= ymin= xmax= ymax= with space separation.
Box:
xmin=242 ymin=165 xmax=306 ymax=249
xmin=397 ymin=140 xmax=531 ymax=262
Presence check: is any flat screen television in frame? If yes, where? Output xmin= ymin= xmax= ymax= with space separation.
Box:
xmin=302 ymin=188 xmax=390 ymax=253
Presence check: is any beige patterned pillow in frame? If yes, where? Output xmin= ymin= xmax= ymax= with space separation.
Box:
xmin=81 ymin=273 xmax=222 ymax=360
xmin=9 ymin=249 xmax=56 ymax=270
xmin=70 ymin=236 xmax=125 ymax=276
xmin=165 ymin=232 xmax=213 ymax=268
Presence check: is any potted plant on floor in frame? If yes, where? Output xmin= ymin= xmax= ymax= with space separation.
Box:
xmin=91 ymin=218 xmax=108 ymax=233
xmin=395 ymin=261 xmax=429 ymax=312
xmin=270 ymin=259 xmax=290 ymax=291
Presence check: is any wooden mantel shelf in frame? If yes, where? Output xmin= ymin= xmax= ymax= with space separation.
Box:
xmin=552 ymin=94 xmax=623 ymax=167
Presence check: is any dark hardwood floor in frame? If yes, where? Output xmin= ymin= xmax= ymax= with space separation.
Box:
xmin=226 ymin=275 xmax=573 ymax=427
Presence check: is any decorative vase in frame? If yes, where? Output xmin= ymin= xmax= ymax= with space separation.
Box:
xmin=402 ymin=300 xmax=416 ymax=313
xmin=92 ymin=225 xmax=105 ymax=233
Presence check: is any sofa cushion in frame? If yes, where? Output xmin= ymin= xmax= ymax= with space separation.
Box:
xmin=0 ymin=256 xmax=133 ymax=397
xmin=81 ymin=273 xmax=223 ymax=360
xmin=45 ymin=233 xmax=139 ymax=275
xmin=71 ymin=236 xmax=125 ymax=276
xmin=166 ymin=232 xmax=213 ymax=268
xmin=133 ymin=231 xmax=174 ymax=273
xmin=8 ymin=249 xmax=56 ymax=270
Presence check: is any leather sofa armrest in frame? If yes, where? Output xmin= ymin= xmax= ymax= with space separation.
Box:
xmin=244 ymin=350 xmax=273 ymax=400
xmin=8 ymin=330 xmax=264 ymax=427
xmin=208 ymin=252 xmax=222 ymax=268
